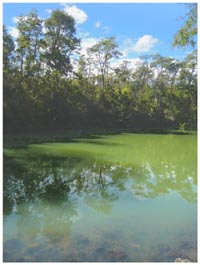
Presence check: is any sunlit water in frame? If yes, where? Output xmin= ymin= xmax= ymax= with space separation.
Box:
xmin=3 ymin=133 xmax=197 ymax=262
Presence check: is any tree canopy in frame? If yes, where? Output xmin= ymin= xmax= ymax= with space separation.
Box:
xmin=3 ymin=7 xmax=197 ymax=133
xmin=173 ymin=4 xmax=197 ymax=48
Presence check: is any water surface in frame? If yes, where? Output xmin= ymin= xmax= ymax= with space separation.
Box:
xmin=3 ymin=133 xmax=197 ymax=262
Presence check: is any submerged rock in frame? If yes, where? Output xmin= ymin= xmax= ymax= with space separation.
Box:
xmin=78 ymin=235 xmax=90 ymax=245
xmin=3 ymin=239 xmax=25 ymax=262
xmin=95 ymin=247 xmax=106 ymax=255
xmin=105 ymin=250 xmax=128 ymax=262
xmin=4 ymin=238 xmax=24 ymax=251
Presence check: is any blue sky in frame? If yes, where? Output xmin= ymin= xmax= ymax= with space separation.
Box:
xmin=3 ymin=2 xmax=194 ymax=64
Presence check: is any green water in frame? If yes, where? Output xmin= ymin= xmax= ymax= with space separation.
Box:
xmin=3 ymin=133 xmax=197 ymax=262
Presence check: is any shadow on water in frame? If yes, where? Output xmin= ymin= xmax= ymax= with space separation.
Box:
xmin=3 ymin=147 xmax=197 ymax=262
xmin=76 ymin=139 xmax=123 ymax=146
xmin=3 ymin=134 xmax=120 ymax=150
xmin=4 ymin=128 xmax=196 ymax=149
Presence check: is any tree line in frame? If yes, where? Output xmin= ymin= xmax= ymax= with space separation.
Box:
xmin=3 ymin=5 xmax=197 ymax=133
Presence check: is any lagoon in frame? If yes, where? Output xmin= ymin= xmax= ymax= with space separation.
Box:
xmin=3 ymin=133 xmax=197 ymax=262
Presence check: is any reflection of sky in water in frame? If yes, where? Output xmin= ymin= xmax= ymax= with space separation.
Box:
xmin=3 ymin=156 xmax=197 ymax=262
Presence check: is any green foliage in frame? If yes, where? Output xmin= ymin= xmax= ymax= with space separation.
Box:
xmin=179 ymin=123 xmax=186 ymax=132
xmin=3 ymin=25 xmax=15 ymax=69
xmin=88 ymin=37 xmax=122 ymax=89
xmin=43 ymin=10 xmax=79 ymax=76
xmin=16 ymin=11 xmax=44 ymax=76
xmin=3 ymin=6 xmax=197 ymax=133
xmin=173 ymin=4 xmax=197 ymax=48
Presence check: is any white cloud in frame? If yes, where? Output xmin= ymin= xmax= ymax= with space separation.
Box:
xmin=45 ymin=9 xmax=52 ymax=14
xmin=80 ymin=37 xmax=99 ymax=56
xmin=120 ymin=35 xmax=158 ymax=56
xmin=62 ymin=4 xmax=88 ymax=24
xmin=12 ymin=17 xmax=19 ymax=23
xmin=8 ymin=26 xmax=19 ymax=39
xmin=133 ymin=35 xmax=158 ymax=52
xmin=77 ymin=30 xmax=90 ymax=39
xmin=120 ymin=38 xmax=133 ymax=57
xmin=95 ymin=21 xmax=101 ymax=28
xmin=94 ymin=21 xmax=111 ymax=35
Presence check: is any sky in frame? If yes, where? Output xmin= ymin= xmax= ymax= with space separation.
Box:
xmin=3 ymin=2 xmax=195 ymax=67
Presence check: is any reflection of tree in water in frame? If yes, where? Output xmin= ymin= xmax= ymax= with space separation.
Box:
xmin=3 ymin=157 xmax=79 ymax=261
xmin=3 ymin=154 xmax=196 ymax=217
xmin=3 ymin=154 xmax=197 ymax=261
xmin=129 ymin=161 xmax=196 ymax=203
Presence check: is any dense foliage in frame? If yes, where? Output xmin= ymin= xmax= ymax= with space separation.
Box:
xmin=3 ymin=8 xmax=197 ymax=133
xmin=173 ymin=4 xmax=197 ymax=48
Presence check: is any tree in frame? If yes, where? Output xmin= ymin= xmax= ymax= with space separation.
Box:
xmin=3 ymin=25 xmax=15 ymax=70
xmin=3 ymin=25 xmax=16 ymax=131
xmin=173 ymin=4 xmax=197 ymax=48
xmin=43 ymin=9 xmax=80 ymax=76
xmin=177 ymin=50 xmax=197 ymax=128
xmin=3 ymin=7 xmax=197 ymax=132
xmin=88 ymin=37 xmax=122 ymax=89
xmin=77 ymin=54 xmax=94 ymax=84
xmin=16 ymin=11 xmax=44 ymax=76
xmin=114 ymin=60 xmax=132 ymax=89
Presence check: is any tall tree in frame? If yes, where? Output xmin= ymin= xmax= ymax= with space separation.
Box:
xmin=16 ymin=11 xmax=44 ymax=76
xmin=3 ymin=25 xmax=15 ymax=70
xmin=3 ymin=25 xmax=16 ymax=130
xmin=114 ymin=60 xmax=132 ymax=90
xmin=88 ymin=37 xmax=122 ymax=89
xmin=43 ymin=9 xmax=80 ymax=76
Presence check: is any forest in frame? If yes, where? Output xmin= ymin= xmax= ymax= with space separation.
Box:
xmin=3 ymin=4 xmax=197 ymax=134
